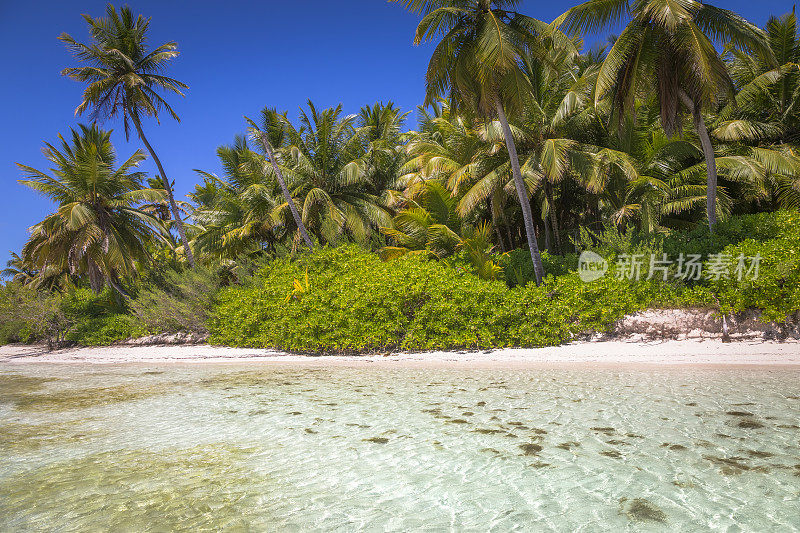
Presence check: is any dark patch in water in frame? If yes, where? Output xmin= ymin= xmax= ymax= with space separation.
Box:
xmin=11 ymin=382 xmax=176 ymax=412
xmin=462 ymin=412 xmax=474 ymax=416
xmin=726 ymin=411 xmax=754 ymax=417
xmin=287 ymin=412 xmax=302 ymax=416
xmin=685 ymin=402 xmax=698 ymax=407
xmin=591 ymin=427 xmax=616 ymax=435
xmin=703 ymin=454 xmax=770 ymax=474
xmin=363 ymin=437 xmax=389 ymax=444
xmin=519 ymin=443 xmax=542 ymax=455
xmin=305 ymin=428 xmax=317 ymax=434
xmin=555 ymin=441 xmax=580 ymax=450
xmin=619 ymin=498 xmax=667 ymax=524
xmin=473 ymin=428 xmax=505 ymax=435
xmin=746 ymin=449 xmax=774 ymax=458
xmin=600 ymin=450 xmax=622 ymax=459
xmin=661 ymin=443 xmax=688 ymax=451
xmin=447 ymin=419 xmax=469 ymax=424
xmin=606 ymin=439 xmax=628 ymax=446
xmin=737 ymin=420 xmax=765 ymax=429
xmin=528 ymin=461 xmax=550 ymax=468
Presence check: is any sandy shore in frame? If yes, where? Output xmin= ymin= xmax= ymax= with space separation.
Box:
xmin=1 ymin=339 xmax=798 ymax=367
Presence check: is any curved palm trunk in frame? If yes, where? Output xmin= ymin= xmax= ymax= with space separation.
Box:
xmin=132 ymin=116 xmax=196 ymax=267
xmin=107 ymin=271 xmax=131 ymax=300
xmin=256 ymin=135 xmax=314 ymax=250
xmin=495 ymin=98 xmax=544 ymax=286
xmin=679 ymin=91 xmax=718 ymax=231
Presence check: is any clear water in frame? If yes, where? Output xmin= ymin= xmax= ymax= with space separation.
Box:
xmin=1 ymin=363 xmax=799 ymax=532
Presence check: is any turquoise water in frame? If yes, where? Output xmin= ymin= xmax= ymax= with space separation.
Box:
xmin=1 ymin=363 xmax=799 ymax=531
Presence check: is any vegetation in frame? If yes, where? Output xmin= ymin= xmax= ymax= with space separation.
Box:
xmin=4 ymin=2 xmax=800 ymax=351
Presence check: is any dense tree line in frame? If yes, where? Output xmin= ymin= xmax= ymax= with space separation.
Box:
xmin=7 ymin=1 xmax=800 ymax=297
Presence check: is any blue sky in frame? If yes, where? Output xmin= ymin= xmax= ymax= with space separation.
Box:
xmin=0 ymin=0 xmax=792 ymax=268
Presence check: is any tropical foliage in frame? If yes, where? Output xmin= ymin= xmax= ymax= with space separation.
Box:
xmin=5 ymin=2 xmax=800 ymax=349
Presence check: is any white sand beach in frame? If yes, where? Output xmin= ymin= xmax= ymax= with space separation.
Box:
xmin=1 ymin=339 xmax=798 ymax=366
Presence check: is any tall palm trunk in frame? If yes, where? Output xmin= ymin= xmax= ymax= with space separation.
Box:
xmin=544 ymin=181 xmax=562 ymax=254
xmin=679 ymin=91 xmax=717 ymax=231
xmin=489 ymin=197 xmax=506 ymax=252
xmin=132 ymin=116 xmax=196 ymax=267
xmin=256 ymin=134 xmax=315 ymax=250
xmin=495 ymin=98 xmax=544 ymax=285
xmin=544 ymin=214 xmax=552 ymax=253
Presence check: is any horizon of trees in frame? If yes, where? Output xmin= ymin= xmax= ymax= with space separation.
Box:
xmin=6 ymin=1 xmax=800 ymax=296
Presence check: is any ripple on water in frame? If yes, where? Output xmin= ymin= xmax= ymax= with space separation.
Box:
xmin=0 ymin=364 xmax=798 ymax=531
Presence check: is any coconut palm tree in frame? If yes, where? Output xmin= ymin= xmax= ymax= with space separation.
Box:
xmin=714 ymin=11 xmax=800 ymax=209
xmin=17 ymin=125 xmax=166 ymax=296
xmin=392 ymin=0 xmax=567 ymax=285
xmin=559 ymin=0 xmax=771 ymax=231
xmin=245 ymin=108 xmax=315 ymax=250
xmin=191 ymin=137 xmax=282 ymax=259
xmin=719 ymin=11 xmax=800 ymax=145
xmin=1 ymin=253 xmax=36 ymax=285
xmin=276 ymin=101 xmax=393 ymax=245
xmin=59 ymin=4 xmax=195 ymax=265
xmin=400 ymin=103 xmax=515 ymax=250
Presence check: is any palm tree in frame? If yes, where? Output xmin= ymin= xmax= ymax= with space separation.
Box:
xmin=392 ymin=0 xmax=565 ymax=285
xmin=245 ymin=108 xmax=315 ymax=250
xmin=17 ymin=125 xmax=166 ymax=296
xmin=274 ymin=101 xmax=393 ymax=245
xmin=560 ymin=0 xmax=771 ymax=231
xmin=191 ymin=137 xmax=282 ymax=259
xmin=714 ymin=11 xmax=800 ymax=209
xmin=357 ymin=101 xmax=410 ymax=202
xmin=59 ymin=4 xmax=195 ymax=265
xmin=381 ymin=182 xmax=463 ymax=260
xmin=1 ymin=253 xmax=36 ymax=285
xmin=400 ymin=103 xmax=513 ymax=250
xmin=381 ymin=182 xmax=503 ymax=280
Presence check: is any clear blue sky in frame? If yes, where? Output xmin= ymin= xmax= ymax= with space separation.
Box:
xmin=0 ymin=0 xmax=792 ymax=268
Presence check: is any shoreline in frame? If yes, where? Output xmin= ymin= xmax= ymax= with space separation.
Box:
xmin=1 ymin=338 xmax=799 ymax=367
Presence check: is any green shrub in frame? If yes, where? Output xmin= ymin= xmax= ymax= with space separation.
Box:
xmin=709 ymin=237 xmax=800 ymax=322
xmin=129 ymin=266 xmax=219 ymax=334
xmin=209 ymin=245 xmax=666 ymax=352
xmin=65 ymin=314 xmax=145 ymax=346
xmin=501 ymin=249 xmax=578 ymax=287
xmin=0 ymin=283 xmax=70 ymax=348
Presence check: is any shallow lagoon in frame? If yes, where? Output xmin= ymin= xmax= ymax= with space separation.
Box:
xmin=1 ymin=364 xmax=799 ymax=531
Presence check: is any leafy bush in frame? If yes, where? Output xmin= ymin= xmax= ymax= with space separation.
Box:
xmin=0 ymin=283 xmax=70 ymax=348
xmin=501 ymin=249 xmax=578 ymax=287
xmin=65 ymin=313 xmax=144 ymax=346
xmin=128 ymin=266 xmax=219 ymax=334
xmin=209 ymin=245 xmax=669 ymax=352
xmin=709 ymin=237 xmax=800 ymax=322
